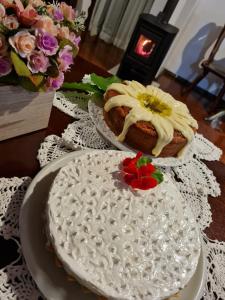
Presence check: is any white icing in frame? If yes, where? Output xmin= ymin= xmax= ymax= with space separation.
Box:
xmin=105 ymin=82 xmax=198 ymax=157
xmin=47 ymin=150 xmax=201 ymax=300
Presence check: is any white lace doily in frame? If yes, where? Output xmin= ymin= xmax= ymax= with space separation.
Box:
xmin=53 ymin=91 xmax=90 ymax=119
xmin=0 ymin=90 xmax=224 ymax=300
xmin=0 ymin=177 xmax=42 ymax=300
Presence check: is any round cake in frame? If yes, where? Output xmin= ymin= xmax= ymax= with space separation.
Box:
xmin=46 ymin=150 xmax=201 ymax=300
xmin=103 ymin=81 xmax=198 ymax=157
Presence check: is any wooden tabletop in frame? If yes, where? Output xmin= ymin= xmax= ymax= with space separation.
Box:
xmin=0 ymin=55 xmax=224 ymax=244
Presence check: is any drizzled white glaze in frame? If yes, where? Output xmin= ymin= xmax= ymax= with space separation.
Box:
xmin=47 ymin=150 xmax=201 ymax=300
xmin=104 ymin=81 xmax=198 ymax=156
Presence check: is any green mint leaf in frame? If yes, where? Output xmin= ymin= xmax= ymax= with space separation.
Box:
xmin=152 ymin=169 xmax=164 ymax=184
xmin=90 ymin=73 xmax=121 ymax=91
xmin=62 ymin=82 xmax=102 ymax=94
xmin=136 ymin=156 xmax=152 ymax=168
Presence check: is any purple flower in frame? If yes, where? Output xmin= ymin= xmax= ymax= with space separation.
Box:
xmin=53 ymin=8 xmax=64 ymax=21
xmin=57 ymin=45 xmax=73 ymax=72
xmin=0 ymin=56 xmax=12 ymax=77
xmin=36 ymin=31 xmax=59 ymax=56
xmin=69 ymin=32 xmax=81 ymax=47
xmin=46 ymin=72 xmax=64 ymax=91
xmin=28 ymin=50 xmax=50 ymax=73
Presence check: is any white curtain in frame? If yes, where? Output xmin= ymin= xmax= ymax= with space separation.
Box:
xmin=88 ymin=0 xmax=155 ymax=50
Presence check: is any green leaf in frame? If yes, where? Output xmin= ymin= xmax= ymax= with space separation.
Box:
xmin=29 ymin=74 xmax=44 ymax=87
xmin=62 ymin=82 xmax=102 ymax=94
xmin=47 ymin=65 xmax=59 ymax=77
xmin=36 ymin=5 xmax=48 ymax=15
xmin=151 ymin=169 xmax=164 ymax=184
xmin=136 ymin=156 xmax=152 ymax=168
xmin=11 ymin=51 xmax=31 ymax=78
xmin=19 ymin=77 xmax=38 ymax=92
xmin=59 ymin=38 xmax=78 ymax=57
xmin=0 ymin=23 xmax=9 ymax=34
xmin=90 ymin=73 xmax=121 ymax=91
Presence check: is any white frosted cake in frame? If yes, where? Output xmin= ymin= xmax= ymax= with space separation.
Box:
xmin=46 ymin=150 xmax=200 ymax=300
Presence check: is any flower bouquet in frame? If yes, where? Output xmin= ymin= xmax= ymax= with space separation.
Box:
xmin=0 ymin=0 xmax=85 ymax=91
xmin=0 ymin=0 xmax=85 ymax=141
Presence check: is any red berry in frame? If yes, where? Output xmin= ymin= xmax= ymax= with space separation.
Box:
xmin=139 ymin=177 xmax=158 ymax=190
xmin=123 ymin=162 xmax=138 ymax=174
xmin=124 ymin=173 xmax=137 ymax=185
xmin=129 ymin=176 xmax=158 ymax=190
xmin=139 ymin=164 xmax=155 ymax=176
xmin=123 ymin=157 xmax=132 ymax=166
xmin=136 ymin=152 xmax=143 ymax=159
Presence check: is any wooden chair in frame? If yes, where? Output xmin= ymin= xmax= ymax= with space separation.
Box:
xmin=183 ymin=24 xmax=225 ymax=112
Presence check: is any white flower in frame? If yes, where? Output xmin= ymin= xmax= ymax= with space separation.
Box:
xmin=82 ymin=74 xmax=94 ymax=85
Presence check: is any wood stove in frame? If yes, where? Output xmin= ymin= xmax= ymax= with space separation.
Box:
xmin=117 ymin=0 xmax=179 ymax=84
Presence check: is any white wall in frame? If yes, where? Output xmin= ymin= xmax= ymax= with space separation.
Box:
xmin=162 ymin=0 xmax=225 ymax=95
xmin=76 ymin=0 xmax=92 ymax=16
xmin=150 ymin=0 xmax=167 ymax=15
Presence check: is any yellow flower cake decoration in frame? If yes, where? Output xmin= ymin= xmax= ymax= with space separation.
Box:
xmin=104 ymin=81 xmax=198 ymax=157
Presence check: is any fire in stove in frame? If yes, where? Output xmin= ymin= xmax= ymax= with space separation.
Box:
xmin=134 ymin=34 xmax=156 ymax=58
xmin=117 ymin=0 xmax=179 ymax=84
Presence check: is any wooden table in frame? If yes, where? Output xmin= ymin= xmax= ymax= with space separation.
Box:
xmin=0 ymin=56 xmax=224 ymax=288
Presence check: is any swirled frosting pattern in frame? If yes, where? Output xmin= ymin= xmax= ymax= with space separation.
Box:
xmin=47 ymin=150 xmax=200 ymax=300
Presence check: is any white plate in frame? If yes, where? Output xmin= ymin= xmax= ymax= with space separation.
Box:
xmin=88 ymin=100 xmax=195 ymax=167
xmin=20 ymin=150 xmax=206 ymax=300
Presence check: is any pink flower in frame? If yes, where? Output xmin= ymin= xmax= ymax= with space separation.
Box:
xmin=28 ymin=0 xmax=44 ymax=7
xmin=57 ymin=45 xmax=73 ymax=72
xmin=0 ymin=56 xmax=12 ymax=77
xmin=57 ymin=26 xmax=70 ymax=40
xmin=46 ymin=72 xmax=64 ymax=91
xmin=27 ymin=50 xmax=49 ymax=73
xmin=0 ymin=0 xmax=14 ymax=9
xmin=53 ymin=7 xmax=64 ymax=21
xmin=9 ymin=30 xmax=36 ymax=58
xmin=36 ymin=30 xmax=59 ymax=56
xmin=33 ymin=15 xmax=58 ymax=36
xmin=18 ymin=4 xmax=38 ymax=26
xmin=69 ymin=32 xmax=81 ymax=47
xmin=0 ymin=3 xmax=5 ymax=21
xmin=14 ymin=0 xmax=24 ymax=11
xmin=2 ymin=15 xmax=19 ymax=30
xmin=0 ymin=33 xmax=7 ymax=55
xmin=60 ymin=2 xmax=75 ymax=21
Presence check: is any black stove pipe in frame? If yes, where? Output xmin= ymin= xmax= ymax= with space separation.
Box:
xmin=158 ymin=0 xmax=180 ymax=24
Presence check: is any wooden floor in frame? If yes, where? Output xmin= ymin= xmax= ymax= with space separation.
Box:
xmin=78 ymin=31 xmax=124 ymax=71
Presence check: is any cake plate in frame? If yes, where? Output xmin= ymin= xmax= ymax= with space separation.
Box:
xmin=20 ymin=150 xmax=206 ymax=300
xmin=88 ymin=100 xmax=195 ymax=167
